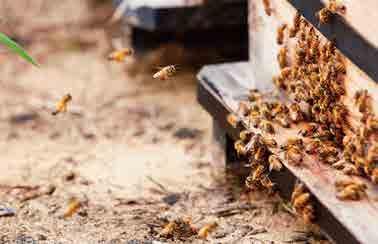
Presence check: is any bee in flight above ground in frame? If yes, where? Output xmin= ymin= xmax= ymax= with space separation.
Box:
xmin=52 ymin=94 xmax=72 ymax=116
xmin=107 ymin=48 xmax=133 ymax=62
xmin=153 ymin=65 xmax=177 ymax=80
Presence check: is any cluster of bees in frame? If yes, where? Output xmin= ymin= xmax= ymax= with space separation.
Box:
xmin=335 ymin=179 xmax=367 ymax=201
xmin=51 ymin=48 xmax=177 ymax=116
xmin=159 ymin=218 xmax=218 ymax=240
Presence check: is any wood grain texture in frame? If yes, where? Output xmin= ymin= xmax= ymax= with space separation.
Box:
xmin=198 ymin=62 xmax=378 ymax=244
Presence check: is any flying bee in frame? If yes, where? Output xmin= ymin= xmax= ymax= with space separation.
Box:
xmin=227 ymin=113 xmax=240 ymax=128
xmin=263 ymin=137 xmax=278 ymax=148
xmin=277 ymin=24 xmax=287 ymax=45
xmin=261 ymin=120 xmax=275 ymax=134
xmin=278 ymin=46 xmax=288 ymax=69
xmin=262 ymin=0 xmax=272 ymax=16
xmin=316 ymin=8 xmax=333 ymax=25
xmin=289 ymin=12 xmax=301 ymax=38
xmin=269 ymin=155 xmax=283 ymax=171
xmin=52 ymin=94 xmax=72 ymax=116
xmin=107 ymin=48 xmax=133 ymax=62
xmin=299 ymin=123 xmax=318 ymax=137
xmin=153 ymin=65 xmax=177 ymax=80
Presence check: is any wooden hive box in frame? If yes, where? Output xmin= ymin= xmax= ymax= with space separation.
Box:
xmin=198 ymin=1 xmax=378 ymax=243
xmin=112 ymin=0 xmax=249 ymax=62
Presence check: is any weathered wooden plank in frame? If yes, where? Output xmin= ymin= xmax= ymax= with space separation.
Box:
xmin=197 ymin=62 xmax=378 ymax=244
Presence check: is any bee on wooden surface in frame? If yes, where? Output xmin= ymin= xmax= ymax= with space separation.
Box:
xmin=291 ymin=182 xmax=315 ymax=222
xmin=198 ymin=222 xmax=218 ymax=239
xmin=277 ymin=24 xmax=287 ymax=45
xmin=273 ymin=75 xmax=286 ymax=90
xmin=328 ymin=0 xmax=347 ymax=14
xmin=63 ymin=198 xmax=81 ymax=218
xmin=367 ymin=145 xmax=378 ymax=165
xmin=274 ymin=114 xmax=291 ymax=128
xmin=354 ymin=89 xmax=372 ymax=113
xmin=269 ymin=155 xmax=283 ymax=171
xmin=245 ymin=134 xmax=263 ymax=154
xmin=316 ymin=7 xmax=333 ymax=25
xmin=285 ymin=146 xmax=303 ymax=166
xmin=371 ymin=168 xmax=378 ymax=184
xmin=289 ymin=103 xmax=304 ymax=123
xmin=249 ymin=89 xmax=262 ymax=102
xmin=289 ymin=12 xmax=301 ymax=38
xmin=366 ymin=116 xmax=378 ymax=131
xmin=283 ymin=138 xmax=304 ymax=150
xmin=153 ymin=65 xmax=177 ymax=80
xmin=293 ymin=192 xmax=310 ymax=209
xmin=252 ymin=165 xmax=266 ymax=182
xmin=261 ymin=120 xmax=275 ymax=134
xmin=299 ymin=123 xmax=318 ymax=137
xmin=107 ymin=48 xmax=133 ymax=62
xmin=159 ymin=221 xmax=177 ymax=237
xmin=302 ymin=204 xmax=315 ymax=223
xmin=227 ymin=113 xmax=240 ymax=128
xmin=272 ymin=102 xmax=289 ymax=117
xmin=335 ymin=180 xmax=367 ymax=201
xmin=249 ymin=117 xmax=261 ymax=128
xmin=262 ymin=0 xmax=272 ymax=16
xmin=263 ymin=137 xmax=278 ymax=148
xmin=278 ymin=46 xmax=288 ymax=69
xmin=52 ymin=94 xmax=72 ymax=116
xmin=341 ymin=164 xmax=360 ymax=176
xmin=305 ymin=139 xmax=321 ymax=154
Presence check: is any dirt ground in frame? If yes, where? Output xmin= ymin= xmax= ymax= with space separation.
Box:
xmin=0 ymin=1 xmax=330 ymax=243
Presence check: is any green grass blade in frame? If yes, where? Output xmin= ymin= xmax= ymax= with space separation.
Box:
xmin=0 ymin=32 xmax=39 ymax=66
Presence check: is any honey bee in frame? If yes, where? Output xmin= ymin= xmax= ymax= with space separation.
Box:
xmin=227 ymin=113 xmax=240 ymax=128
xmin=289 ymin=12 xmax=301 ymax=38
xmin=268 ymin=155 xmax=283 ymax=171
xmin=293 ymin=192 xmax=310 ymax=209
xmin=341 ymin=164 xmax=360 ymax=176
xmin=371 ymin=168 xmax=378 ymax=184
xmin=367 ymin=145 xmax=378 ymax=165
xmin=305 ymin=139 xmax=321 ymax=154
xmin=260 ymin=175 xmax=275 ymax=191
xmin=335 ymin=180 xmax=367 ymax=201
xmin=328 ymin=0 xmax=347 ymax=13
xmin=302 ymin=204 xmax=315 ymax=223
xmin=237 ymin=101 xmax=251 ymax=116
xmin=249 ymin=117 xmax=261 ymax=128
xmin=274 ymin=114 xmax=291 ymax=128
xmin=52 ymin=94 xmax=72 ymax=116
xmin=254 ymin=146 xmax=267 ymax=162
xmin=299 ymin=123 xmax=318 ymax=137
xmin=252 ymin=165 xmax=266 ymax=181
xmin=63 ymin=198 xmax=81 ymax=218
xmin=153 ymin=65 xmax=177 ymax=80
xmin=366 ymin=116 xmax=378 ymax=131
xmin=285 ymin=146 xmax=303 ymax=165
xmin=198 ymin=222 xmax=218 ymax=239
xmin=240 ymin=130 xmax=254 ymax=142
xmin=234 ymin=140 xmax=246 ymax=156
xmin=107 ymin=48 xmax=133 ymax=62
xmin=263 ymin=137 xmax=278 ymax=148
xmin=249 ymin=89 xmax=262 ymax=102
xmin=262 ymin=0 xmax=272 ymax=16
xmin=316 ymin=8 xmax=333 ymax=25
xmin=354 ymin=89 xmax=371 ymax=113
xmin=278 ymin=46 xmax=288 ymax=69
xmin=261 ymin=120 xmax=275 ymax=134
xmin=289 ymin=103 xmax=304 ymax=123
xmin=159 ymin=221 xmax=177 ymax=237
xmin=277 ymin=24 xmax=287 ymax=45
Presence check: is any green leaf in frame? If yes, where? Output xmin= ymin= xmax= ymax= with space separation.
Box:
xmin=0 ymin=32 xmax=39 ymax=66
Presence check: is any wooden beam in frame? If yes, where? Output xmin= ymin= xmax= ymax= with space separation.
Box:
xmin=197 ymin=62 xmax=378 ymax=244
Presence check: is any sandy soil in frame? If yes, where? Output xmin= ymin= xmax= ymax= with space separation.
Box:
xmin=0 ymin=1 xmax=330 ymax=243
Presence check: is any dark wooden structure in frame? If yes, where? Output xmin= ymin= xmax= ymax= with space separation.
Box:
xmin=197 ymin=1 xmax=378 ymax=243
xmin=113 ymin=0 xmax=248 ymax=63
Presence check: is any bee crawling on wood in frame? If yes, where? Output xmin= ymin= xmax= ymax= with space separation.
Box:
xmin=285 ymin=145 xmax=303 ymax=166
xmin=289 ymin=12 xmax=302 ymax=38
xmin=299 ymin=123 xmax=319 ymax=137
xmin=289 ymin=103 xmax=304 ymax=123
xmin=335 ymin=179 xmax=367 ymax=201
xmin=268 ymin=154 xmax=283 ymax=171
xmin=291 ymin=182 xmax=315 ymax=223
xmin=107 ymin=48 xmax=133 ymax=62
xmin=262 ymin=0 xmax=272 ymax=16
xmin=277 ymin=46 xmax=288 ymax=69
xmin=198 ymin=222 xmax=218 ymax=239
xmin=261 ymin=120 xmax=275 ymax=134
xmin=277 ymin=24 xmax=287 ymax=45
xmin=153 ymin=65 xmax=177 ymax=80
xmin=52 ymin=94 xmax=72 ymax=116
xmin=354 ymin=89 xmax=372 ymax=113
xmin=316 ymin=7 xmax=333 ymax=25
